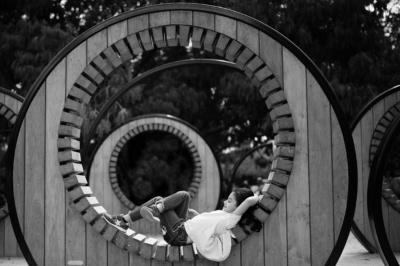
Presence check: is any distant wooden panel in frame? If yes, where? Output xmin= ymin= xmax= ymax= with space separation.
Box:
xmin=351 ymin=86 xmax=400 ymax=252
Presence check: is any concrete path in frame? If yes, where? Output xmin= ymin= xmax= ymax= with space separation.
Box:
xmin=337 ymin=232 xmax=400 ymax=265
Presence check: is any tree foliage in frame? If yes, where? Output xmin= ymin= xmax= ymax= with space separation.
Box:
xmin=215 ymin=0 xmax=400 ymax=120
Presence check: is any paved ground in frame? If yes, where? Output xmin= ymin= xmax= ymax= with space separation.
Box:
xmin=0 ymin=233 xmax=399 ymax=265
xmin=337 ymin=232 xmax=400 ymax=266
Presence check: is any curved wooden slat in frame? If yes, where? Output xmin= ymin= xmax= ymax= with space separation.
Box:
xmin=68 ymin=186 xmax=92 ymax=202
xmin=140 ymin=237 xmax=158 ymax=259
xmin=64 ymin=175 xmax=88 ymax=190
xmin=114 ymin=229 xmax=135 ymax=250
xmin=127 ymin=233 xmax=146 ymax=254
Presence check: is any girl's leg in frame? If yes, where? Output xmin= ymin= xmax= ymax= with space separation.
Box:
xmin=160 ymin=191 xmax=190 ymax=221
xmin=140 ymin=191 xmax=191 ymax=224
xmin=159 ymin=210 xmax=189 ymax=246
xmin=127 ymin=196 xmax=163 ymax=222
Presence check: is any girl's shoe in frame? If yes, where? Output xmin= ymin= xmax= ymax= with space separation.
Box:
xmin=140 ymin=206 xmax=160 ymax=223
xmin=103 ymin=213 xmax=130 ymax=231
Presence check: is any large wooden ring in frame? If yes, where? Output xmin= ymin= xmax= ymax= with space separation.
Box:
xmin=6 ymin=4 xmax=357 ymax=265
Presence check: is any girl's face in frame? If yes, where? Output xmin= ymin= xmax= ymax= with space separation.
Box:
xmin=222 ymin=193 xmax=238 ymax=213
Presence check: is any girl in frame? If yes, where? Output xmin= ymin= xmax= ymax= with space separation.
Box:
xmin=103 ymin=188 xmax=261 ymax=262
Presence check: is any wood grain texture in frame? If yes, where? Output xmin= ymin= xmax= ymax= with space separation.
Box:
xmin=241 ymin=230 xmax=264 ymax=266
xmin=25 ymin=84 xmax=45 ymax=265
xmin=67 ymin=42 xmax=87 ymax=94
xmin=86 ymin=79 xmax=107 ymax=266
xmin=193 ymin=11 xmax=214 ymax=30
xmin=219 ymin=240 xmax=240 ymax=266
xmin=128 ymin=15 xmax=149 ymax=34
xmin=4 ymin=94 xmax=19 ymax=115
xmin=4 ymin=217 xmax=17 ymax=256
xmin=307 ymin=70 xmax=334 ymax=265
xmin=352 ymin=123 xmax=364 ymax=235
xmin=283 ymin=47 xmax=311 ymax=266
xmin=13 ymin=119 xmax=25 ymax=257
xmin=128 ymin=252 xmax=150 ymax=266
xmin=171 ymin=10 xmax=192 ymax=25
xmin=45 ymin=59 xmax=66 ymax=266
xmin=179 ymin=25 xmax=190 ymax=46
xmin=108 ymin=21 xmax=128 ymax=46
xmin=108 ymin=124 xmax=130 ymax=265
xmin=215 ymin=15 xmax=236 ymax=39
xmin=331 ymin=108 xmax=349 ymax=243
xmin=237 ymin=21 xmax=259 ymax=55
xmin=360 ymin=109 xmax=374 ymax=242
xmin=264 ymin=195 xmax=288 ymax=266
xmin=150 ymin=11 xmax=170 ymax=27
xmin=87 ymin=30 xmax=107 ymax=63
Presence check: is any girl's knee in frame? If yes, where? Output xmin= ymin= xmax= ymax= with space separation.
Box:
xmin=177 ymin=191 xmax=190 ymax=199
xmin=154 ymin=196 xmax=163 ymax=202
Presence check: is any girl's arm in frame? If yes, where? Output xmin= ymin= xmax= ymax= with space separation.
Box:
xmin=233 ymin=195 xmax=261 ymax=216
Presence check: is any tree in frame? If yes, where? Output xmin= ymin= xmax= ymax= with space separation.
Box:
xmin=215 ymin=0 xmax=400 ymax=121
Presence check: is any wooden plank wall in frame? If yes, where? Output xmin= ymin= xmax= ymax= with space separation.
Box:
xmin=10 ymin=8 xmax=351 ymax=266
xmin=352 ymin=90 xmax=400 ymax=252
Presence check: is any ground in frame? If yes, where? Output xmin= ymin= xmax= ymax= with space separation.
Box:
xmin=0 ymin=232 xmax=399 ymax=265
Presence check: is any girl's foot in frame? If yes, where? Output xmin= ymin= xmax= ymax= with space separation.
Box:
xmin=140 ymin=206 xmax=160 ymax=223
xmin=103 ymin=213 xmax=130 ymax=231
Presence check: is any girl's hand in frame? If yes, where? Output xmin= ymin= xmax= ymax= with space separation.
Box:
xmin=233 ymin=194 xmax=262 ymax=216
xmin=246 ymin=195 xmax=261 ymax=206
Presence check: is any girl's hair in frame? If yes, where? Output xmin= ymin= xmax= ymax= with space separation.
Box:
xmin=232 ymin=187 xmax=262 ymax=234
xmin=232 ymin=188 xmax=254 ymax=206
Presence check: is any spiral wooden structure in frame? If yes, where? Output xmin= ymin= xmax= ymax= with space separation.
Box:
xmin=5 ymin=4 xmax=357 ymax=266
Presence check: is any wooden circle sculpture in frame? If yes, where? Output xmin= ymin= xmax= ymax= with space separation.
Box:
xmin=6 ymin=4 xmax=357 ymax=266
xmin=87 ymin=115 xmax=221 ymax=236
xmin=0 ymin=87 xmax=23 ymax=257
xmin=368 ymin=114 xmax=400 ymax=265
xmin=351 ymin=85 xmax=400 ymax=253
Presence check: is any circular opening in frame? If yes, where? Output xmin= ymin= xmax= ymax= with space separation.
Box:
xmin=230 ymin=142 xmax=274 ymax=194
xmin=116 ymin=130 xmax=194 ymax=205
